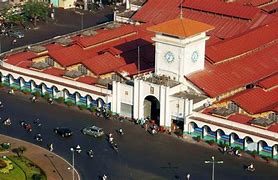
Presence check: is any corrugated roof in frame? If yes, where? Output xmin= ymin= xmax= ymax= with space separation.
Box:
xmin=231 ymin=87 xmax=278 ymax=114
xmin=76 ymin=25 xmax=137 ymax=48
xmin=76 ymin=76 xmax=98 ymax=85
xmin=187 ymin=42 xmax=278 ymax=97
xmin=227 ymin=113 xmax=253 ymax=124
xmin=42 ymin=67 xmax=65 ymax=77
xmin=257 ymin=73 xmax=278 ymax=89
xmin=268 ymin=124 xmax=278 ymax=132
xmin=183 ymin=0 xmax=261 ymax=20
xmin=261 ymin=1 xmax=278 ymax=12
xmin=44 ymin=43 xmax=64 ymax=51
xmin=5 ymin=52 xmax=37 ymax=65
xmin=16 ymin=61 xmax=32 ymax=68
xmin=147 ymin=18 xmax=214 ymax=38
xmin=82 ymin=53 xmax=126 ymax=75
xmin=117 ymin=63 xmax=138 ymax=76
xmin=132 ymin=0 xmax=181 ymax=23
xmin=48 ymin=45 xmax=97 ymax=67
xmin=206 ymin=22 xmax=278 ymax=63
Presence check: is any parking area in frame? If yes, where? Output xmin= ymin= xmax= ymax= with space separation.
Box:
xmin=0 ymin=7 xmax=113 ymax=53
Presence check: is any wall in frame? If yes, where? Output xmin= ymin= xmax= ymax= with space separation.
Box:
xmin=32 ymin=56 xmax=48 ymax=63
xmin=185 ymin=112 xmax=278 ymax=146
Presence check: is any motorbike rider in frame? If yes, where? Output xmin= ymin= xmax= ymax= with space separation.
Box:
xmin=34 ymin=134 xmax=43 ymax=142
xmin=119 ymin=128 xmax=123 ymax=135
xmin=49 ymin=143 xmax=54 ymax=152
xmin=76 ymin=145 xmax=81 ymax=153
xmin=88 ymin=149 xmax=94 ymax=158
xmin=102 ymin=174 xmax=107 ymax=180
xmin=3 ymin=118 xmax=11 ymax=126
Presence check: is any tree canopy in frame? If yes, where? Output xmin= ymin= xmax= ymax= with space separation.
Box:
xmin=22 ymin=0 xmax=49 ymax=26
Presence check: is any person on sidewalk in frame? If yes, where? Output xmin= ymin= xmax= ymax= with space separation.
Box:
xmin=49 ymin=143 xmax=54 ymax=152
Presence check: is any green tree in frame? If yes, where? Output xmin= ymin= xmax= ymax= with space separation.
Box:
xmin=23 ymin=0 xmax=49 ymax=27
xmin=5 ymin=12 xmax=26 ymax=27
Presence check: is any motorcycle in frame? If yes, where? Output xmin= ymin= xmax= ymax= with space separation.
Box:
xmin=34 ymin=134 xmax=43 ymax=142
xmin=3 ymin=118 xmax=11 ymax=126
xmin=118 ymin=128 xmax=124 ymax=136
xmin=87 ymin=150 xmax=94 ymax=158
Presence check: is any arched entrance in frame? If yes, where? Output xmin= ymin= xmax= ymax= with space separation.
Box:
xmin=144 ymin=95 xmax=160 ymax=125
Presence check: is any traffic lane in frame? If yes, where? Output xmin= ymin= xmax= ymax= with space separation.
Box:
xmin=0 ymin=7 xmax=113 ymax=53
xmin=0 ymin=91 xmax=278 ymax=179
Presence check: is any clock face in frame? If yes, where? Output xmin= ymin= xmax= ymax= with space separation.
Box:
xmin=164 ymin=51 xmax=175 ymax=63
xmin=191 ymin=51 xmax=199 ymax=63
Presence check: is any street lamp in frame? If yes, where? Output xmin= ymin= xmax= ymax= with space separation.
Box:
xmin=204 ymin=156 xmax=223 ymax=180
xmin=70 ymin=147 xmax=76 ymax=180
xmin=186 ymin=173 xmax=190 ymax=180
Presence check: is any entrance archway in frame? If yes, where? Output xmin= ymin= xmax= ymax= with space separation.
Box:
xmin=144 ymin=95 xmax=160 ymax=125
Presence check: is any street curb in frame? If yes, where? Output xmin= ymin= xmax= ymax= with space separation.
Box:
xmin=0 ymin=134 xmax=81 ymax=180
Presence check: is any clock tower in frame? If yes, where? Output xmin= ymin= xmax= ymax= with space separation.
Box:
xmin=148 ymin=18 xmax=214 ymax=82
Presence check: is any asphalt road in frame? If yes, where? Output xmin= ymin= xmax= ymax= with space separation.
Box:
xmin=0 ymin=7 xmax=113 ymax=53
xmin=0 ymin=89 xmax=277 ymax=180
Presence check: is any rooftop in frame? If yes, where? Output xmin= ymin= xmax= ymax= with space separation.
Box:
xmin=147 ymin=18 xmax=214 ymax=38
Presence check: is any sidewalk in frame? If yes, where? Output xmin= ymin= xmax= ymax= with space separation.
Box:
xmin=0 ymin=134 xmax=79 ymax=180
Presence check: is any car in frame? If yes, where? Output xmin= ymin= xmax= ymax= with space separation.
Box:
xmin=54 ymin=127 xmax=73 ymax=137
xmin=8 ymin=30 xmax=24 ymax=38
xmin=81 ymin=126 xmax=104 ymax=137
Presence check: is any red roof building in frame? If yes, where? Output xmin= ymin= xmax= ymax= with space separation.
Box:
xmin=76 ymin=76 xmax=98 ymax=85
xmin=5 ymin=52 xmax=37 ymax=65
xmin=227 ymin=113 xmax=253 ymax=124
xmin=257 ymin=73 xmax=278 ymax=89
xmin=82 ymin=53 xmax=126 ymax=75
xmin=42 ymin=67 xmax=65 ymax=77
xmin=231 ymin=88 xmax=278 ymax=114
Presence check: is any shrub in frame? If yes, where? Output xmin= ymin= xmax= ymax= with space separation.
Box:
xmin=55 ymin=97 xmax=64 ymax=104
xmin=193 ymin=136 xmax=201 ymax=142
xmin=0 ymin=160 xmax=7 ymax=168
xmin=22 ymin=89 xmax=29 ymax=94
xmin=89 ymin=106 xmax=97 ymax=113
xmin=43 ymin=93 xmax=50 ymax=100
xmin=33 ymin=91 xmax=41 ymax=97
xmin=32 ymin=174 xmax=43 ymax=180
xmin=207 ymin=140 xmax=215 ymax=145
xmin=78 ymin=105 xmax=87 ymax=111
xmin=0 ymin=159 xmax=13 ymax=173
xmin=0 ymin=83 xmax=3 ymax=88
xmin=65 ymin=101 xmax=74 ymax=107
xmin=250 ymin=150 xmax=258 ymax=158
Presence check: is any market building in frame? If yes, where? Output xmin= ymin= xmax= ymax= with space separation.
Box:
xmin=0 ymin=0 xmax=277 ymax=159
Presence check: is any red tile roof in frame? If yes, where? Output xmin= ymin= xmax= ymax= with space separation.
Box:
xmin=227 ymin=113 xmax=253 ymax=124
xmin=48 ymin=45 xmax=96 ymax=67
xmin=76 ymin=76 xmax=98 ymax=85
xmin=82 ymin=53 xmax=126 ymax=75
xmin=117 ymin=63 xmax=138 ymax=76
xmin=5 ymin=52 xmax=37 ymax=65
xmin=187 ymin=42 xmax=278 ymax=97
xmin=76 ymin=25 xmax=137 ymax=48
xmin=206 ymin=23 xmax=278 ymax=63
xmin=132 ymin=0 xmax=278 ymax=40
xmin=236 ymin=0 xmax=271 ymax=6
xmin=257 ymin=73 xmax=278 ymax=89
xmin=132 ymin=0 xmax=181 ymax=24
xmin=44 ymin=43 xmax=64 ymax=51
xmin=183 ymin=0 xmax=261 ymax=20
xmin=267 ymin=124 xmax=278 ymax=133
xmin=261 ymin=2 xmax=278 ymax=12
xmin=42 ymin=67 xmax=65 ymax=77
xmin=147 ymin=18 xmax=214 ymax=38
xmin=16 ymin=61 xmax=32 ymax=68
xmin=231 ymin=88 xmax=278 ymax=114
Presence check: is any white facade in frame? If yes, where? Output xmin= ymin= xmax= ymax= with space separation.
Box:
xmin=153 ymin=32 xmax=208 ymax=82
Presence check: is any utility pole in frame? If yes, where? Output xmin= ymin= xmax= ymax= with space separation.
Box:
xmin=137 ymin=46 xmax=140 ymax=74
xmin=204 ymin=156 xmax=223 ymax=180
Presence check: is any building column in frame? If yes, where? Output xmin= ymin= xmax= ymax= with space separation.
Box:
xmin=164 ymin=86 xmax=171 ymax=128
xmin=159 ymin=86 xmax=166 ymax=127
xmin=137 ymin=80 xmax=144 ymax=120
xmin=273 ymin=146 xmax=277 ymax=158
xmin=75 ymin=93 xmax=80 ymax=104
xmin=133 ymin=80 xmax=139 ymax=119
xmin=41 ymin=84 xmax=46 ymax=95
xmin=19 ymin=78 xmax=24 ymax=89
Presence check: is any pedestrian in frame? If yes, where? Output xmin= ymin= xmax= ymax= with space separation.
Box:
xmin=12 ymin=39 xmax=17 ymax=45
xmin=144 ymin=123 xmax=148 ymax=131
xmin=49 ymin=143 xmax=54 ymax=152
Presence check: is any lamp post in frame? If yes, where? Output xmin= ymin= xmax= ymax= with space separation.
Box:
xmin=204 ymin=156 xmax=223 ymax=180
xmin=70 ymin=147 xmax=76 ymax=180
xmin=186 ymin=173 xmax=190 ymax=180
